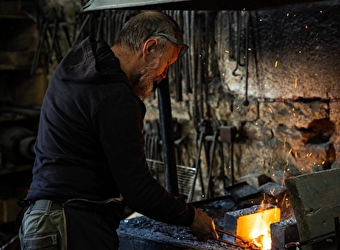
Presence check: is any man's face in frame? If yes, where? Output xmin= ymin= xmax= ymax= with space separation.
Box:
xmin=131 ymin=44 xmax=180 ymax=99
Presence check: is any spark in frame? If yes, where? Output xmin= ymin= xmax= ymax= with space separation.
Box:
xmin=295 ymin=78 xmax=299 ymax=88
xmin=268 ymin=108 xmax=273 ymax=113
xmin=274 ymin=60 xmax=279 ymax=68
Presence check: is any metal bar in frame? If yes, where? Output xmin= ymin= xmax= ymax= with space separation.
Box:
xmin=157 ymin=77 xmax=179 ymax=196
xmin=206 ymin=131 xmax=218 ymax=199
xmin=243 ymin=11 xmax=250 ymax=106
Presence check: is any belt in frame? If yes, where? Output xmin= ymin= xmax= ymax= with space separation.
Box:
xmin=31 ymin=200 xmax=63 ymax=212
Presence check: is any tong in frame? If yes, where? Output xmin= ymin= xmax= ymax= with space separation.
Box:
xmin=215 ymin=228 xmax=261 ymax=249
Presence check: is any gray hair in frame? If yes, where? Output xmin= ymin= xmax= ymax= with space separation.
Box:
xmin=114 ymin=11 xmax=183 ymax=53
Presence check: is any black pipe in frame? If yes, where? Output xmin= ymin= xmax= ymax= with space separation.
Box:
xmin=157 ymin=77 xmax=179 ymax=196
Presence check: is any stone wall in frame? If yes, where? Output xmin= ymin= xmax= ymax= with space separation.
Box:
xmin=144 ymin=1 xmax=340 ymax=199
xmin=15 ymin=0 xmax=339 ymax=200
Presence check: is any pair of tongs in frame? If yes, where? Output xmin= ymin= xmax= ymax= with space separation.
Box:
xmin=215 ymin=228 xmax=260 ymax=249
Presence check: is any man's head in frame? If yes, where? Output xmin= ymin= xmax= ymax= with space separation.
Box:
xmin=112 ymin=11 xmax=188 ymax=99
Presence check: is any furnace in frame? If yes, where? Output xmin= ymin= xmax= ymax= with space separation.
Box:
xmin=224 ymin=204 xmax=281 ymax=249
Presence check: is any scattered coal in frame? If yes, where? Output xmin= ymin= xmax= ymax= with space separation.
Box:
xmin=118 ymin=196 xmax=242 ymax=250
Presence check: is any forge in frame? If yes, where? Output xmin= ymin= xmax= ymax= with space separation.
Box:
xmin=224 ymin=204 xmax=281 ymax=249
xmin=118 ymin=197 xmax=286 ymax=249
xmin=118 ymin=168 xmax=340 ymax=250
xmin=117 ymin=181 xmax=293 ymax=250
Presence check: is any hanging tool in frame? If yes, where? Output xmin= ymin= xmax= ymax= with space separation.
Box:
xmin=205 ymin=129 xmax=219 ymax=199
xmin=143 ymin=121 xmax=152 ymax=159
xmin=243 ymin=11 xmax=250 ymax=106
xmin=227 ymin=11 xmax=235 ymax=61
xmin=188 ymin=12 xmax=209 ymax=202
xmin=183 ymin=10 xmax=191 ymax=94
xmin=220 ymin=126 xmax=238 ymax=186
xmin=232 ymin=10 xmax=245 ymax=76
xmin=189 ymin=122 xmax=206 ymax=202
xmin=174 ymin=48 xmax=183 ymax=102
xmin=47 ymin=18 xmax=63 ymax=64
xmin=230 ymin=10 xmax=251 ymax=105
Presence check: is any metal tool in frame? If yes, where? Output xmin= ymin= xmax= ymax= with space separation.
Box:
xmin=205 ymin=129 xmax=218 ymax=199
xmin=215 ymin=228 xmax=260 ymax=249
xmin=219 ymin=126 xmax=238 ymax=186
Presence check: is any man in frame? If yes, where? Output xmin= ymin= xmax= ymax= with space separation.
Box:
xmin=19 ymin=11 xmax=218 ymax=250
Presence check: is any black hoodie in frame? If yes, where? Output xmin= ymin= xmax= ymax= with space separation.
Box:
xmin=28 ymin=37 xmax=195 ymax=227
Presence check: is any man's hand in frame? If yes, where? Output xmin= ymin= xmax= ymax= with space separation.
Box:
xmin=189 ymin=208 xmax=219 ymax=242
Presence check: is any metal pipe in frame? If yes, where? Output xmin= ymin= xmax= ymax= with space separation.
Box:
xmin=157 ymin=77 xmax=179 ymax=196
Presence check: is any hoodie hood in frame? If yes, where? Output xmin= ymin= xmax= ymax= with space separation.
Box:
xmin=55 ymin=37 xmax=130 ymax=86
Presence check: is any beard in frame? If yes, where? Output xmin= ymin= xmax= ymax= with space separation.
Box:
xmin=130 ymin=57 xmax=161 ymax=99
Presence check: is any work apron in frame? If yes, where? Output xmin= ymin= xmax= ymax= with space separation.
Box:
xmin=19 ymin=199 xmax=125 ymax=250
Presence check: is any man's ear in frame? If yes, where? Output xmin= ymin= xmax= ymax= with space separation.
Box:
xmin=142 ymin=38 xmax=158 ymax=59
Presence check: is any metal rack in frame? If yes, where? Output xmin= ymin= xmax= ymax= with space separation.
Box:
xmin=146 ymin=159 xmax=196 ymax=200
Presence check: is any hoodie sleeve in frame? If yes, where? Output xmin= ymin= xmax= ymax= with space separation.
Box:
xmin=93 ymin=87 xmax=195 ymax=227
